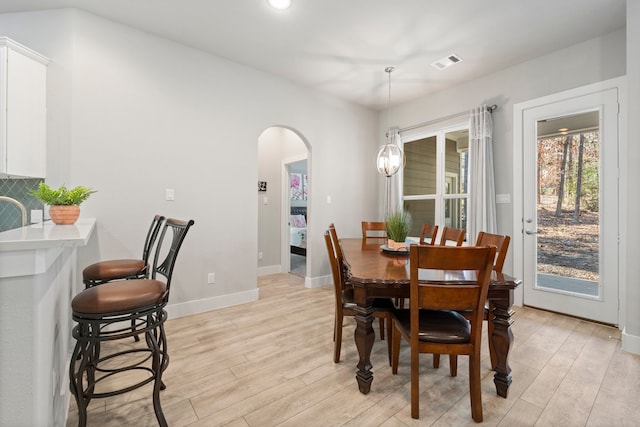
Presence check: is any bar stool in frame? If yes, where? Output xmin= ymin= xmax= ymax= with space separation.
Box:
xmin=82 ymin=214 xmax=165 ymax=288
xmin=69 ymin=218 xmax=194 ymax=427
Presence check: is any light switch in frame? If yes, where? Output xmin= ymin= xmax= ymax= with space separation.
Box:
xmin=165 ymin=189 xmax=175 ymax=201
xmin=31 ymin=209 xmax=43 ymax=224
xmin=326 ymin=195 xmax=332 ymax=204
xmin=263 ymin=197 xmax=268 ymax=205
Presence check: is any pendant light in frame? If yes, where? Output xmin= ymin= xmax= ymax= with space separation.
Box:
xmin=376 ymin=67 xmax=402 ymax=177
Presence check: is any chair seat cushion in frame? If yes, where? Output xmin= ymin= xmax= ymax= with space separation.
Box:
xmin=393 ymin=309 xmax=470 ymax=343
xmin=82 ymin=259 xmax=146 ymax=282
xmin=343 ymin=288 xmax=395 ymax=312
xmin=72 ymin=279 xmax=167 ymax=314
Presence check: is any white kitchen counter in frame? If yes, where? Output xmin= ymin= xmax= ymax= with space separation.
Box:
xmin=0 ymin=218 xmax=95 ymax=427
xmin=0 ymin=218 xmax=95 ymax=278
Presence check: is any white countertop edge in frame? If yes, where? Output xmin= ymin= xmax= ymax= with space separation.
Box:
xmin=0 ymin=218 xmax=96 ymax=251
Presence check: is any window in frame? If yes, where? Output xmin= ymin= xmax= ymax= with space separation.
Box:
xmin=402 ymin=125 xmax=469 ymax=239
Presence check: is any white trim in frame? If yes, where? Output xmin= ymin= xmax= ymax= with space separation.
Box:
xmin=305 ymin=274 xmax=332 ymax=288
xmin=258 ymin=264 xmax=282 ymax=276
xmin=166 ymin=288 xmax=259 ymax=319
xmin=0 ymin=37 xmax=49 ymax=64
xmin=622 ymin=328 xmax=640 ymax=355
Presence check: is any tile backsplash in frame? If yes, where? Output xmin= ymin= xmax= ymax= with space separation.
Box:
xmin=0 ymin=178 xmax=44 ymax=232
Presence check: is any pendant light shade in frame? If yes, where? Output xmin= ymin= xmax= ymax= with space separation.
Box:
xmin=376 ymin=66 xmax=402 ymax=178
xmin=376 ymin=142 xmax=402 ymax=177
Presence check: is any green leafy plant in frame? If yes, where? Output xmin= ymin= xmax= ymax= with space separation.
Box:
xmin=386 ymin=210 xmax=412 ymax=242
xmin=30 ymin=182 xmax=96 ymax=206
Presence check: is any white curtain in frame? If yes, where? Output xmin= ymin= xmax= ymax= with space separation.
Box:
xmin=387 ymin=129 xmax=402 ymax=218
xmin=468 ymin=105 xmax=497 ymax=243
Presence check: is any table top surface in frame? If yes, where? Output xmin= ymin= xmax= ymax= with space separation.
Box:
xmin=339 ymin=237 xmax=520 ymax=289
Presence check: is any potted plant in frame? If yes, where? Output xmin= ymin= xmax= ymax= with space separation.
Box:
xmin=30 ymin=182 xmax=96 ymax=225
xmin=386 ymin=210 xmax=411 ymax=250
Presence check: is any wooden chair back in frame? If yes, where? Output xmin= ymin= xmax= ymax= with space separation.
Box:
xmin=438 ymin=226 xmax=466 ymax=246
xmin=475 ymin=231 xmax=510 ymax=272
xmin=410 ymin=245 xmax=494 ymax=316
xmin=361 ymin=221 xmax=387 ymax=239
xmin=324 ymin=230 xmax=345 ymax=298
xmin=418 ymin=224 xmax=439 ymax=245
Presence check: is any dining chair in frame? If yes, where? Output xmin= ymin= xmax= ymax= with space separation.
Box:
xmin=418 ymin=224 xmax=439 ymax=245
xmin=391 ymin=244 xmax=495 ymax=421
xmin=476 ymin=231 xmax=511 ymax=368
xmin=325 ymin=230 xmax=395 ymax=364
xmin=432 ymin=230 xmax=511 ymax=371
xmin=361 ymin=221 xmax=387 ymax=239
xmin=69 ymin=218 xmax=194 ymax=427
xmin=438 ymin=226 xmax=466 ymax=246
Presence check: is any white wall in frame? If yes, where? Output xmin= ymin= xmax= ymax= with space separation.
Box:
xmin=0 ymin=9 xmax=378 ymax=315
xmin=623 ymin=2 xmax=640 ymax=353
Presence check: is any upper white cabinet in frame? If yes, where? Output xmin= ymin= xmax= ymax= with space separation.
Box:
xmin=0 ymin=37 xmax=48 ymax=178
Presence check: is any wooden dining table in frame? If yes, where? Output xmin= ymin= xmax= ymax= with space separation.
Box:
xmin=340 ymin=237 xmax=521 ymax=398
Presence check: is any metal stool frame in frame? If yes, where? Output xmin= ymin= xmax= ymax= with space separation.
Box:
xmin=69 ymin=218 xmax=194 ymax=427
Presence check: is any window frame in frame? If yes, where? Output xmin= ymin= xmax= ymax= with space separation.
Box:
xmin=400 ymin=121 xmax=470 ymax=235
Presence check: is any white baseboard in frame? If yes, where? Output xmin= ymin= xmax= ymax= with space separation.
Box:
xmin=258 ymin=264 xmax=282 ymax=276
xmin=166 ymin=288 xmax=259 ymax=319
xmin=305 ymin=274 xmax=332 ymax=288
xmin=622 ymin=327 xmax=640 ymax=355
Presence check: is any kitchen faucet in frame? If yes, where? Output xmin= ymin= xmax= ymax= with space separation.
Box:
xmin=0 ymin=196 xmax=28 ymax=226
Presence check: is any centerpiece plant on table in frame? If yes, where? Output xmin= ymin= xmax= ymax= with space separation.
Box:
xmin=30 ymin=182 xmax=96 ymax=225
xmin=386 ymin=210 xmax=412 ymax=251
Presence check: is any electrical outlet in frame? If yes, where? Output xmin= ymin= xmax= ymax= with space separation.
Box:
xmin=207 ymin=272 xmax=215 ymax=284
xmin=258 ymin=252 xmax=264 ymax=260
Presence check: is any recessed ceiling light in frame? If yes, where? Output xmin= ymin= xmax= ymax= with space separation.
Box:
xmin=431 ymin=53 xmax=463 ymax=70
xmin=267 ymin=0 xmax=291 ymax=10
xmin=558 ymin=128 xmax=569 ymax=132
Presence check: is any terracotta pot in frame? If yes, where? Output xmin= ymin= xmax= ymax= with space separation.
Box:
xmin=387 ymin=239 xmax=406 ymax=251
xmin=49 ymin=205 xmax=80 ymax=225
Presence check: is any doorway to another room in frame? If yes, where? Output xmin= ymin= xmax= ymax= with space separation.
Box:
xmin=257 ymin=126 xmax=309 ymax=279
xmin=287 ymin=159 xmax=308 ymax=277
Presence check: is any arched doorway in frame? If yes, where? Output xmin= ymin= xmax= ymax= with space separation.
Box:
xmin=257 ymin=126 xmax=310 ymax=278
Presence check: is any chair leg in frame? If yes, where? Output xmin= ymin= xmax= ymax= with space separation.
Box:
xmin=410 ymin=346 xmax=420 ymax=419
xmin=449 ymin=354 xmax=458 ymax=377
xmin=379 ymin=318 xmax=385 ymax=340
xmin=385 ymin=316 xmax=393 ymax=366
xmin=147 ymin=324 xmax=168 ymax=427
xmin=433 ymin=354 xmax=440 ymax=368
xmin=334 ymin=313 xmax=343 ymax=363
xmin=391 ymin=323 xmax=401 ymax=374
xmin=469 ymin=353 xmax=484 ymax=423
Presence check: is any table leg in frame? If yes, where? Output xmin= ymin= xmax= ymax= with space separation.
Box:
xmin=353 ymin=301 xmax=375 ymax=394
xmin=491 ymin=292 xmax=514 ymax=398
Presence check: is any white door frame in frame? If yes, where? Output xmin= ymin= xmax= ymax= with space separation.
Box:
xmin=513 ymin=77 xmax=626 ymax=327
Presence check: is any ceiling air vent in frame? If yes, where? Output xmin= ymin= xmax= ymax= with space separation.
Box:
xmin=431 ymin=53 xmax=463 ymax=70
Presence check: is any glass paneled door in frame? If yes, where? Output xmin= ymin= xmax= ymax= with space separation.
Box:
xmin=521 ymin=87 xmax=619 ymax=325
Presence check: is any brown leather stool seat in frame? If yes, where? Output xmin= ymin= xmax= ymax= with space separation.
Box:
xmin=69 ymin=218 xmax=193 ymax=427
xmin=82 ymin=214 xmax=164 ymax=287
xmin=72 ymin=279 xmax=167 ymax=314
xmin=82 ymin=259 xmax=147 ymax=284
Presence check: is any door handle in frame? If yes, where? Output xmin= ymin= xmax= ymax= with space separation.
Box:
xmin=525 ymin=230 xmax=537 ymax=235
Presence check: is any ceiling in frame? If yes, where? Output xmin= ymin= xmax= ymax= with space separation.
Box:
xmin=0 ymin=0 xmax=626 ymax=110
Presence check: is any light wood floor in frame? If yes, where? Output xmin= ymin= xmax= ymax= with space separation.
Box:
xmin=67 ymin=273 xmax=640 ymax=426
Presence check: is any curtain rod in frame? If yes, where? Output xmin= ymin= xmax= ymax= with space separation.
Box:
xmin=397 ymin=104 xmax=497 ymax=134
